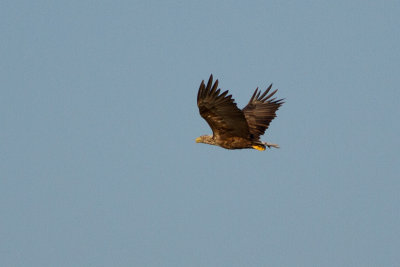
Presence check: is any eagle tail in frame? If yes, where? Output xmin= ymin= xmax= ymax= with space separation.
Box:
xmin=262 ymin=142 xmax=280 ymax=149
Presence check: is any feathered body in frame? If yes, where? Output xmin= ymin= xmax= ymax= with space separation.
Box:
xmin=196 ymin=75 xmax=284 ymax=151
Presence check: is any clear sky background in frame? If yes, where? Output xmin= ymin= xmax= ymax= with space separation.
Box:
xmin=1 ymin=0 xmax=400 ymax=266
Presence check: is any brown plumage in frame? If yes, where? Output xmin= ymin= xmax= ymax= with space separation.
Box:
xmin=196 ymin=74 xmax=284 ymax=150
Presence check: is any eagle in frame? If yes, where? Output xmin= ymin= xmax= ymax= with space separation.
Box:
xmin=195 ymin=74 xmax=284 ymax=151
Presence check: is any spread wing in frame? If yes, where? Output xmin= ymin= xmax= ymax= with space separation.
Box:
xmin=242 ymin=85 xmax=284 ymax=140
xmin=197 ymin=75 xmax=250 ymax=139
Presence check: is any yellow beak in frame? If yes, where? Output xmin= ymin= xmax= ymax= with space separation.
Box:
xmin=195 ymin=137 xmax=201 ymax=143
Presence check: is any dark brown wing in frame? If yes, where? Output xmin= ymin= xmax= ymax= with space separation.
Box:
xmin=242 ymin=85 xmax=284 ymax=140
xmin=197 ymin=75 xmax=250 ymax=139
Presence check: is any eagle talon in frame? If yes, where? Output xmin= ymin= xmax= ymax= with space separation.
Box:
xmin=252 ymin=145 xmax=266 ymax=151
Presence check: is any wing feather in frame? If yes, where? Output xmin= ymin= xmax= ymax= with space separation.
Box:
xmin=242 ymin=85 xmax=284 ymax=140
xmin=197 ymin=75 xmax=250 ymax=139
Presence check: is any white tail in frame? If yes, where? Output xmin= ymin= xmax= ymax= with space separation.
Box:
xmin=263 ymin=142 xmax=280 ymax=149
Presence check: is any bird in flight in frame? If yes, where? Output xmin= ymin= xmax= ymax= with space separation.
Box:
xmin=196 ymin=74 xmax=284 ymax=151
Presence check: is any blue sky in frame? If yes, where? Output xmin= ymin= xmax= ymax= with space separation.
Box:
xmin=1 ymin=0 xmax=400 ymax=266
